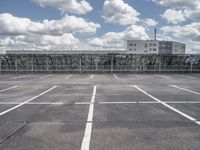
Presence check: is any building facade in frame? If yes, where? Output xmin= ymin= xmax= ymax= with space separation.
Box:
xmin=125 ymin=40 xmax=185 ymax=55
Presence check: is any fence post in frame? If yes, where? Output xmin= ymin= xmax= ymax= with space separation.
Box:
xmin=0 ymin=55 xmax=1 ymax=74
xmin=15 ymin=55 xmax=18 ymax=73
xmin=111 ymin=55 xmax=114 ymax=73
xmin=79 ymin=56 xmax=82 ymax=73
xmin=159 ymin=56 xmax=161 ymax=73
xmin=31 ymin=55 xmax=34 ymax=73
xmin=191 ymin=62 xmax=193 ymax=73
xmin=142 ymin=58 xmax=145 ymax=73
xmin=46 ymin=56 xmax=49 ymax=72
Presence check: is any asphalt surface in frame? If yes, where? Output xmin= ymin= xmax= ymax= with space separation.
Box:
xmin=0 ymin=73 xmax=200 ymax=150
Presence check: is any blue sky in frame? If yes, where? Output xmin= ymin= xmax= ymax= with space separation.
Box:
xmin=0 ymin=0 xmax=199 ymax=53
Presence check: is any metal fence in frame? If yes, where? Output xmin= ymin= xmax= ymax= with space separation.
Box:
xmin=0 ymin=65 xmax=199 ymax=73
xmin=0 ymin=54 xmax=200 ymax=73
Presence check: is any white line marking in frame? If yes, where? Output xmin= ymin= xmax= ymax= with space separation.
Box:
xmin=135 ymin=75 xmax=143 ymax=79
xmin=13 ymin=75 xmax=31 ymax=79
xmin=0 ymin=102 xmax=64 ymax=105
xmin=196 ymin=121 xmax=200 ymax=125
xmin=133 ymin=85 xmax=200 ymax=125
xmin=0 ymin=86 xmax=57 ymax=116
xmin=39 ymin=75 xmax=52 ymax=79
xmin=75 ymin=102 xmax=93 ymax=105
xmin=87 ymin=86 xmax=96 ymax=121
xmin=165 ymin=101 xmax=200 ymax=104
xmin=99 ymin=101 xmax=200 ymax=104
xmin=0 ymin=101 xmax=200 ymax=105
xmin=0 ymin=75 xmax=9 ymax=78
xmin=100 ymin=101 xmax=138 ymax=104
xmin=81 ymin=122 xmax=92 ymax=150
xmin=113 ymin=74 xmax=119 ymax=79
xmin=0 ymin=86 xmax=18 ymax=93
xmin=90 ymin=74 xmax=94 ymax=79
xmin=174 ymin=75 xmax=196 ymax=79
xmin=170 ymin=85 xmax=200 ymax=95
xmin=81 ymin=86 xmax=96 ymax=150
xmin=155 ymin=75 xmax=169 ymax=79
xmin=65 ymin=75 xmax=72 ymax=79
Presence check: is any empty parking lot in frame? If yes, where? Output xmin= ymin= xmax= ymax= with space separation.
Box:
xmin=0 ymin=73 xmax=200 ymax=150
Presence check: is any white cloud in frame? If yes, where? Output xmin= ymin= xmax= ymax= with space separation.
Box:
xmin=161 ymin=23 xmax=200 ymax=41
xmin=89 ymin=25 xmax=149 ymax=49
xmin=161 ymin=9 xmax=189 ymax=24
xmin=0 ymin=36 xmax=27 ymax=46
xmin=0 ymin=34 xmax=79 ymax=50
xmin=187 ymin=10 xmax=200 ymax=22
xmin=32 ymin=0 xmax=93 ymax=14
xmin=144 ymin=18 xmax=158 ymax=26
xmin=25 ymin=33 xmax=79 ymax=46
xmin=0 ymin=13 xmax=100 ymax=36
xmin=0 ymin=13 xmax=100 ymax=50
xmin=103 ymin=0 xmax=140 ymax=26
xmin=152 ymin=0 xmax=200 ymax=9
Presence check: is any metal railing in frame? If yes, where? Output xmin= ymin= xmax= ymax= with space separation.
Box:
xmin=0 ymin=65 xmax=200 ymax=73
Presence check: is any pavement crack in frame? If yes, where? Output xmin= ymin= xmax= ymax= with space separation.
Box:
xmin=0 ymin=121 xmax=27 ymax=145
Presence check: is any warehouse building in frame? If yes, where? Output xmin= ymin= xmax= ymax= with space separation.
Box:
xmin=125 ymin=40 xmax=185 ymax=55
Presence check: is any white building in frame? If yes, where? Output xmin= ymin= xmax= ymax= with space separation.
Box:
xmin=125 ymin=40 xmax=185 ymax=54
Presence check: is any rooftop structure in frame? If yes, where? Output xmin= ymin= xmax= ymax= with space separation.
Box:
xmin=125 ymin=40 xmax=185 ymax=55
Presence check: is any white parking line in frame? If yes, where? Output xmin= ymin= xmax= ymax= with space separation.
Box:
xmin=39 ymin=75 xmax=52 ymax=79
xmin=99 ymin=101 xmax=200 ymax=104
xmin=113 ymin=74 xmax=119 ymax=79
xmin=155 ymin=75 xmax=169 ymax=79
xmin=174 ymin=75 xmax=197 ymax=79
xmin=0 ymin=75 xmax=9 ymax=78
xmin=0 ymin=86 xmax=18 ymax=93
xmin=75 ymin=102 xmax=93 ymax=105
xmin=99 ymin=101 xmax=139 ymax=104
xmin=0 ymin=102 xmax=64 ymax=105
xmin=81 ymin=86 xmax=97 ymax=150
xmin=133 ymin=85 xmax=200 ymax=126
xmin=13 ymin=75 xmax=31 ymax=80
xmin=90 ymin=74 xmax=94 ymax=79
xmin=0 ymin=86 xmax=57 ymax=116
xmin=170 ymin=85 xmax=200 ymax=95
xmin=1 ymin=101 xmax=200 ymax=105
xmin=135 ymin=75 xmax=143 ymax=79
xmin=65 ymin=74 xmax=72 ymax=79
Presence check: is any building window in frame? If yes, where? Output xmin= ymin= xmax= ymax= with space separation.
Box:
xmin=145 ymin=43 xmax=148 ymax=48
xmin=149 ymin=48 xmax=152 ymax=51
xmin=134 ymin=44 xmax=136 ymax=46
xmin=149 ymin=44 xmax=152 ymax=46
xmin=134 ymin=49 xmax=136 ymax=51
xmin=129 ymin=44 xmax=133 ymax=46
xmin=153 ymin=43 xmax=157 ymax=46
xmin=153 ymin=49 xmax=156 ymax=51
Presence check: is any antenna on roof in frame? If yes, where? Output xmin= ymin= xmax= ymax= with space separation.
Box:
xmin=154 ymin=28 xmax=157 ymax=41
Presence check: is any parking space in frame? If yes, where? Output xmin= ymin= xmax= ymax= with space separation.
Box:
xmin=0 ymin=73 xmax=200 ymax=150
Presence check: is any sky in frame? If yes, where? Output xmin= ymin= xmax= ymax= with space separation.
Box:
xmin=0 ymin=0 xmax=200 ymax=53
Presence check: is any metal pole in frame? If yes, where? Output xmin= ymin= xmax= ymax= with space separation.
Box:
xmin=191 ymin=62 xmax=193 ymax=73
xmin=31 ymin=55 xmax=34 ymax=73
xmin=15 ymin=55 xmax=18 ymax=73
xmin=142 ymin=58 xmax=145 ymax=73
xmin=46 ymin=56 xmax=49 ymax=72
xmin=111 ymin=55 xmax=114 ymax=73
xmin=0 ymin=55 xmax=1 ymax=74
xmin=79 ymin=56 xmax=82 ymax=73
xmin=159 ymin=56 xmax=161 ymax=73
